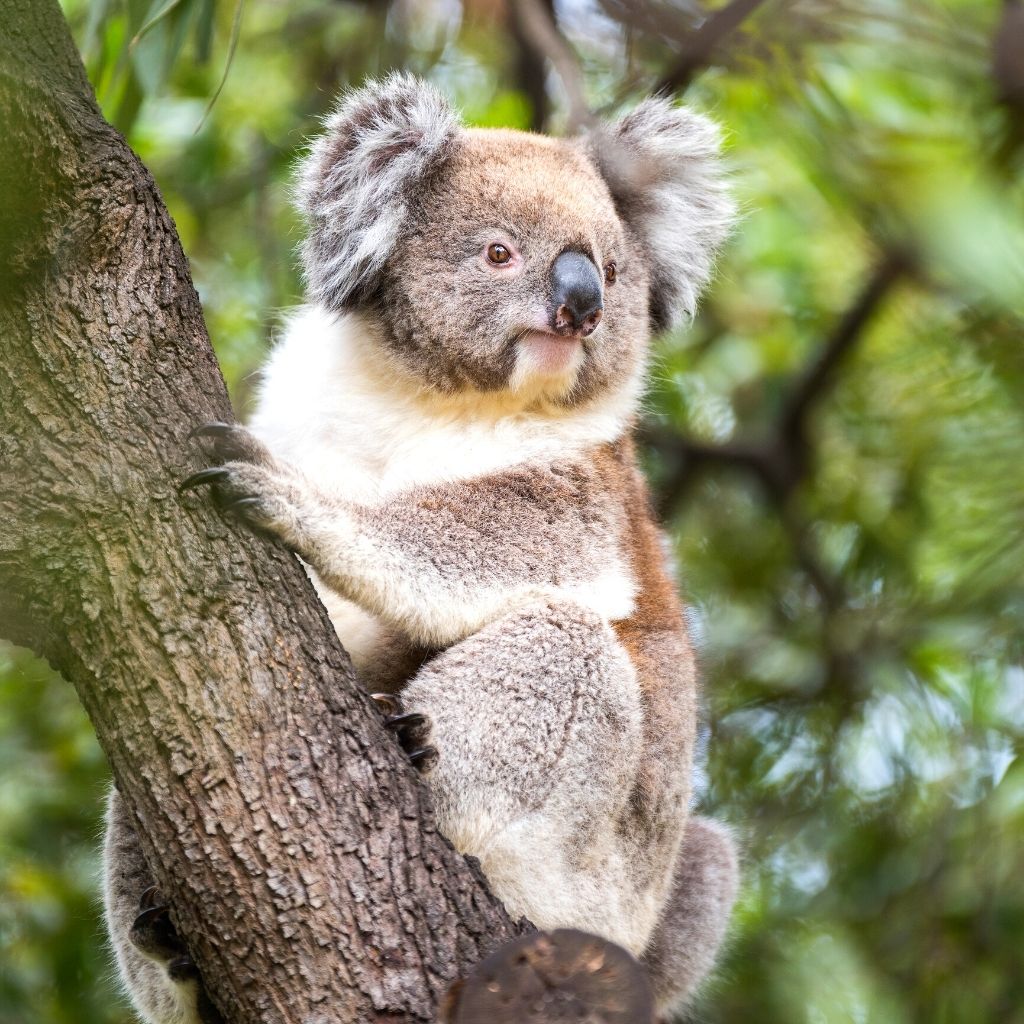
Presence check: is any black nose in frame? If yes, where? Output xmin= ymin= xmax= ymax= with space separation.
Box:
xmin=550 ymin=250 xmax=603 ymax=337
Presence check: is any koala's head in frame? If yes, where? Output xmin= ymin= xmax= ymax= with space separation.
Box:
xmin=297 ymin=73 xmax=734 ymax=408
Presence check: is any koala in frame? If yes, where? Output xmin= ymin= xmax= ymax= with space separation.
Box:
xmin=103 ymin=73 xmax=739 ymax=1023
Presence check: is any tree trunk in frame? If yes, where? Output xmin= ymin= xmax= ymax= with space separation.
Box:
xmin=0 ymin=2 xmax=522 ymax=1021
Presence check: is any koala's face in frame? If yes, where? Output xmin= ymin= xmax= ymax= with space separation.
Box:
xmin=298 ymin=74 xmax=734 ymax=409
xmin=382 ymin=130 xmax=650 ymax=404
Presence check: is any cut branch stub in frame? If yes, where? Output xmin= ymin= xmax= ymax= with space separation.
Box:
xmin=442 ymin=928 xmax=655 ymax=1024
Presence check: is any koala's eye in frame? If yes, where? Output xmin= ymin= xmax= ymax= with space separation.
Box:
xmin=487 ymin=243 xmax=513 ymax=265
xmin=604 ymin=261 xmax=618 ymax=285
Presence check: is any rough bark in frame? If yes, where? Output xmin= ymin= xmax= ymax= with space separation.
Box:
xmin=0 ymin=2 xmax=523 ymax=1021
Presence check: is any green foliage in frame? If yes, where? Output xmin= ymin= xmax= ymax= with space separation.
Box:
xmin=3 ymin=0 xmax=1022 ymax=1020
xmin=0 ymin=646 xmax=121 ymax=1024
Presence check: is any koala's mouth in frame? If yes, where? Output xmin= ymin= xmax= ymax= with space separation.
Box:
xmin=516 ymin=330 xmax=584 ymax=377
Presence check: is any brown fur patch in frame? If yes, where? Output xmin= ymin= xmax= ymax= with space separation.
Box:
xmin=593 ymin=437 xmax=699 ymax=836
xmin=601 ymin=437 xmax=687 ymax=645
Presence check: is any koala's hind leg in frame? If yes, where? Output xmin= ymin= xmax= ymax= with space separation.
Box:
xmin=103 ymin=789 xmax=220 ymax=1024
xmin=642 ymin=816 xmax=739 ymax=1018
xmin=399 ymin=597 xmax=651 ymax=951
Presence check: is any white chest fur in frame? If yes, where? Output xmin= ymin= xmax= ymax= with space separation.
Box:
xmin=247 ymin=305 xmax=639 ymax=669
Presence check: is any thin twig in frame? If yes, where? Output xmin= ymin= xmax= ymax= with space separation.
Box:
xmin=510 ymin=0 xmax=593 ymax=132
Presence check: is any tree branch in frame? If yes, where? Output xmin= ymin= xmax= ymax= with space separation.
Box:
xmin=507 ymin=0 xmax=554 ymax=131
xmin=645 ymin=248 xmax=910 ymax=612
xmin=509 ymin=0 xmax=592 ymax=132
xmin=779 ymin=249 xmax=912 ymax=464
xmin=650 ymin=248 xmax=909 ymax=507
xmin=597 ymin=0 xmax=769 ymax=97
xmin=0 ymin=1 xmax=522 ymax=1020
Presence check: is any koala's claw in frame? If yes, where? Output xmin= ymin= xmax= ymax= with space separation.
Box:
xmin=386 ymin=711 xmax=428 ymax=734
xmin=130 ymin=898 xmax=186 ymax=963
xmin=179 ymin=424 xmax=304 ymax=548
xmin=222 ymin=495 xmax=262 ymax=515
xmin=189 ymin=421 xmax=275 ymax=466
xmin=140 ymin=883 xmax=161 ymax=909
xmin=409 ymin=746 xmax=439 ymax=771
xmin=167 ymin=954 xmax=201 ymax=984
xmin=179 ymin=467 xmax=231 ymax=493
xmin=371 ymin=692 xmax=401 ymax=716
xmin=382 ymin=703 xmax=430 ymax=746
xmin=180 ymin=466 xmax=272 ymax=534
xmin=130 ymin=891 xmax=224 ymax=1023
xmin=188 ymin=421 xmax=234 ymax=441
xmin=372 ymin=694 xmax=436 ymax=771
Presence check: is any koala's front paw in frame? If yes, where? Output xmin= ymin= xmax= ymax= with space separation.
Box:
xmin=180 ymin=422 xmax=308 ymax=546
xmin=372 ymin=693 xmax=438 ymax=772
xmin=131 ymin=885 xmax=192 ymax=975
xmin=131 ymin=887 xmax=225 ymax=1024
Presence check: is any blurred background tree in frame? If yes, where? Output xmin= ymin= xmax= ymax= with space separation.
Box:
xmin=1 ymin=0 xmax=1022 ymax=1021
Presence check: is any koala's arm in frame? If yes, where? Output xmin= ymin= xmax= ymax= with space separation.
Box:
xmin=302 ymin=465 xmax=636 ymax=647
xmin=184 ymin=426 xmax=632 ymax=648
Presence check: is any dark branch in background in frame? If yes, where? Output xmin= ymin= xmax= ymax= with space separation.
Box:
xmin=509 ymin=0 xmax=592 ymax=132
xmin=655 ymin=0 xmax=770 ymax=95
xmin=593 ymin=0 xmax=772 ymax=111
xmin=508 ymin=0 xmax=554 ymax=131
xmin=649 ymin=249 xmax=910 ymax=506
xmin=644 ymin=248 xmax=911 ymax=611
xmin=993 ymin=0 xmax=1024 ymax=167
xmin=994 ymin=0 xmax=1024 ymax=105
xmin=511 ymin=0 xmax=772 ymax=131
xmin=778 ymin=248 xmax=912 ymax=483
xmin=598 ymin=0 xmax=702 ymax=43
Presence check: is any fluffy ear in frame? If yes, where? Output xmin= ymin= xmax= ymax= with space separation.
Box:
xmin=590 ymin=98 xmax=736 ymax=332
xmin=296 ymin=73 xmax=461 ymax=310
